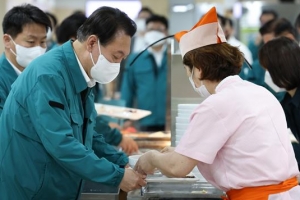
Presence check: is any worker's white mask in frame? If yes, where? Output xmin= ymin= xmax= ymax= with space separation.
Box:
xmin=189 ymin=67 xmax=211 ymax=98
xmin=264 ymin=71 xmax=286 ymax=93
xmin=9 ymin=36 xmax=46 ymax=68
xmin=144 ymin=30 xmax=166 ymax=47
xmin=135 ymin=18 xmax=146 ymax=33
xmin=90 ymin=39 xmax=120 ymax=84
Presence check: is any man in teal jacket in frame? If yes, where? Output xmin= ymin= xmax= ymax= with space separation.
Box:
xmin=0 ymin=4 xmax=51 ymax=116
xmin=0 ymin=6 xmax=146 ymax=200
xmin=121 ymin=15 xmax=169 ymax=132
xmin=55 ymin=12 xmax=139 ymax=155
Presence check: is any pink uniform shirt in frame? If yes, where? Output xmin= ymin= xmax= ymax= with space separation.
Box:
xmin=176 ymin=75 xmax=299 ymax=192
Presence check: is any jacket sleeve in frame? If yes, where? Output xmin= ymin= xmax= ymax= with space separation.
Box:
xmin=120 ymin=56 xmax=135 ymax=107
xmin=92 ymin=126 xmax=128 ymax=167
xmin=26 ymin=75 xmax=124 ymax=186
xmin=94 ymin=116 xmax=123 ymax=146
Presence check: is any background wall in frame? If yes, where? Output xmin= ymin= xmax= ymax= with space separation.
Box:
xmin=1 ymin=0 xmax=300 ymax=52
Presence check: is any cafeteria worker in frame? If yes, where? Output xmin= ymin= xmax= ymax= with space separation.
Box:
xmin=134 ymin=7 xmax=300 ymax=200
xmin=0 ymin=6 xmax=146 ymax=200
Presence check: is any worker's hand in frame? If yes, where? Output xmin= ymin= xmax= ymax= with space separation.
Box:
xmin=160 ymin=146 xmax=175 ymax=153
xmin=134 ymin=150 xmax=156 ymax=175
xmin=119 ymin=168 xmax=147 ymax=192
xmin=119 ymin=136 xmax=139 ymax=155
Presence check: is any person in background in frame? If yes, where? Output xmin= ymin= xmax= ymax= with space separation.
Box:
xmin=132 ymin=7 xmax=154 ymax=53
xmin=258 ymin=18 xmax=300 ymax=171
xmin=0 ymin=6 xmax=146 ymax=199
xmin=218 ymin=15 xmax=253 ymax=81
xmin=55 ymin=12 xmax=139 ymax=155
xmin=55 ymin=12 xmax=87 ymax=45
xmin=259 ymin=37 xmax=300 ymax=171
xmin=45 ymin=11 xmax=58 ymax=51
xmin=257 ymin=18 xmax=297 ymax=100
xmin=248 ymin=9 xmax=278 ymax=62
xmin=0 ymin=4 xmax=51 ymax=116
xmin=116 ymin=7 xmax=155 ymax=99
xmin=135 ymin=7 xmax=300 ymax=200
xmin=121 ymin=14 xmax=169 ymax=132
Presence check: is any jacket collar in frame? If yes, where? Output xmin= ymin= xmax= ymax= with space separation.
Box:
xmin=61 ymin=41 xmax=88 ymax=93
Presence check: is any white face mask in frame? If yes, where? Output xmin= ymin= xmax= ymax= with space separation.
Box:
xmin=144 ymin=30 xmax=166 ymax=47
xmin=90 ymin=39 xmax=120 ymax=84
xmin=10 ymin=36 xmax=46 ymax=68
xmin=264 ymin=71 xmax=286 ymax=93
xmin=135 ymin=18 xmax=146 ymax=33
xmin=188 ymin=67 xmax=211 ymax=98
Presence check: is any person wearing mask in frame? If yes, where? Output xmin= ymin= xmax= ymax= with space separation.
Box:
xmin=0 ymin=6 xmax=146 ymax=200
xmin=0 ymin=4 xmax=51 ymax=116
xmin=259 ymin=37 xmax=300 ymax=171
xmin=134 ymin=7 xmax=300 ymax=200
xmin=239 ymin=18 xmax=295 ymax=100
xmin=56 ymin=12 xmax=139 ymax=155
xmin=132 ymin=7 xmax=154 ymax=53
xmin=259 ymin=18 xmax=300 ymax=171
xmin=256 ymin=18 xmax=297 ymax=99
xmin=116 ymin=7 xmax=155 ymax=97
xmin=121 ymin=15 xmax=169 ymax=132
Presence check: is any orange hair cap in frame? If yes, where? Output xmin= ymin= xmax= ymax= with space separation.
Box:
xmin=175 ymin=7 xmax=226 ymax=57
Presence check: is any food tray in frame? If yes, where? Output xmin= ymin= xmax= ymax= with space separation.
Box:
xmin=95 ymin=103 xmax=151 ymax=120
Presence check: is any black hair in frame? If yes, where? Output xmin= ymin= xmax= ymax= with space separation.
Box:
xmin=259 ymin=18 xmax=297 ymax=39
xmin=274 ymin=18 xmax=298 ymax=39
xmin=259 ymin=18 xmax=276 ymax=35
xmin=146 ymin=14 xmax=168 ymax=30
xmin=259 ymin=37 xmax=300 ymax=90
xmin=56 ymin=13 xmax=87 ymax=44
xmin=260 ymin=9 xmax=278 ymax=19
xmin=217 ymin=14 xmax=226 ymax=27
xmin=45 ymin=12 xmax=58 ymax=27
xmin=217 ymin=14 xmax=233 ymax=28
xmin=77 ymin=6 xmax=136 ymax=46
xmin=139 ymin=7 xmax=154 ymax=16
xmin=2 ymin=4 xmax=51 ymax=38
xmin=227 ymin=18 xmax=233 ymax=28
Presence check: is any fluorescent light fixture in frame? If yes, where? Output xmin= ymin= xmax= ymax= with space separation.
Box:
xmin=172 ymin=4 xmax=194 ymax=13
xmin=233 ymin=2 xmax=242 ymax=19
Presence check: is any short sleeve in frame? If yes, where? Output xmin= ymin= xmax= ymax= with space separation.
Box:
xmin=175 ymin=103 xmax=231 ymax=164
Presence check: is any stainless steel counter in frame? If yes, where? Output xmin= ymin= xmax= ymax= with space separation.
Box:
xmin=80 ymin=181 xmax=120 ymax=200
xmin=128 ymin=169 xmax=224 ymax=200
xmin=128 ymin=182 xmax=223 ymax=200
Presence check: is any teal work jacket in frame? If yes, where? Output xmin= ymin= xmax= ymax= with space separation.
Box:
xmin=121 ymin=50 xmax=168 ymax=127
xmin=0 ymin=53 xmax=18 ymax=115
xmin=0 ymin=41 xmax=127 ymax=200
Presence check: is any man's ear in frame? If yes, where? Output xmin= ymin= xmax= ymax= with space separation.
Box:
xmin=3 ymin=34 xmax=13 ymax=49
xmin=86 ymin=35 xmax=98 ymax=52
